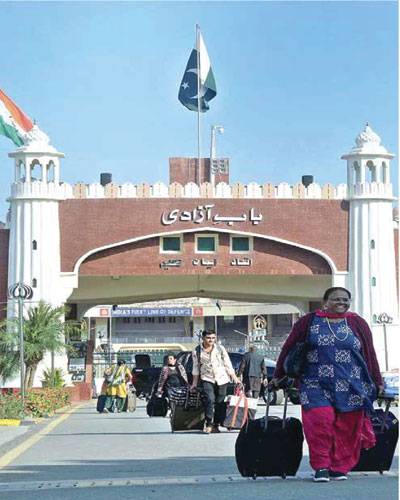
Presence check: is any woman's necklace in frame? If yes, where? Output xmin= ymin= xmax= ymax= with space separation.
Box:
xmin=325 ymin=317 xmax=350 ymax=342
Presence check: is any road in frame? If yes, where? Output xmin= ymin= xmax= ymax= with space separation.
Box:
xmin=0 ymin=400 xmax=397 ymax=499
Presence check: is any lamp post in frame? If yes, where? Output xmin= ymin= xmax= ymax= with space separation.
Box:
xmin=210 ymin=125 xmax=224 ymax=186
xmin=376 ymin=313 xmax=393 ymax=371
xmin=234 ymin=329 xmax=250 ymax=351
xmin=108 ymin=315 xmax=112 ymax=365
xmin=8 ymin=283 xmax=33 ymax=412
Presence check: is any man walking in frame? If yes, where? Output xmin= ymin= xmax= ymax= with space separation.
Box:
xmin=190 ymin=330 xmax=241 ymax=434
xmin=238 ymin=345 xmax=266 ymax=399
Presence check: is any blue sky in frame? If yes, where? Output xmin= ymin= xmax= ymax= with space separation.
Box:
xmin=0 ymin=1 xmax=397 ymax=220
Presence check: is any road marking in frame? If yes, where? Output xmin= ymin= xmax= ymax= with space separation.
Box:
xmin=0 ymin=404 xmax=84 ymax=470
xmin=0 ymin=471 xmax=398 ymax=492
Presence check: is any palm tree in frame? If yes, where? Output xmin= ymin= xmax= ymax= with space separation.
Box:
xmin=0 ymin=320 xmax=19 ymax=385
xmin=0 ymin=301 xmax=84 ymax=389
xmin=22 ymin=302 xmax=68 ymax=389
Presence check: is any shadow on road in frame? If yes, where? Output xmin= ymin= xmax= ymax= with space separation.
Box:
xmin=0 ymin=456 xmax=240 ymax=483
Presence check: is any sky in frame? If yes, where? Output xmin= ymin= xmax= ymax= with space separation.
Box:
xmin=0 ymin=1 xmax=398 ymax=221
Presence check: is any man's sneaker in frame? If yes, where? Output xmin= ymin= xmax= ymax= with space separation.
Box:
xmin=329 ymin=471 xmax=348 ymax=481
xmin=203 ymin=426 xmax=213 ymax=434
xmin=313 ymin=469 xmax=330 ymax=482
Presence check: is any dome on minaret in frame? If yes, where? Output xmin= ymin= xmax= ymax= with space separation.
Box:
xmin=348 ymin=123 xmax=389 ymax=155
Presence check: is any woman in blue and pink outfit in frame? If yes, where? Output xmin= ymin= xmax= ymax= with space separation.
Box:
xmin=274 ymin=287 xmax=383 ymax=482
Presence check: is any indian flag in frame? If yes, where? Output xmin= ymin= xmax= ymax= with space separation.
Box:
xmin=0 ymin=88 xmax=33 ymax=147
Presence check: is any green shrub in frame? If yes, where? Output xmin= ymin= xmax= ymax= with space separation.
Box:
xmin=41 ymin=368 xmax=65 ymax=388
xmin=25 ymin=388 xmax=71 ymax=417
xmin=0 ymin=388 xmax=71 ymax=419
xmin=0 ymin=393 xmax=24 ymax=419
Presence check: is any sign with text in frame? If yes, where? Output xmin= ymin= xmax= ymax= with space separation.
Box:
xmin=111 ymin=307 xmax=193 ymax=317
xmin=161 ymin=205 xmax=263 ymax=226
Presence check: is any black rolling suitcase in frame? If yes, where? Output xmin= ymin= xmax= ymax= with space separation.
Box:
xmin=170 ymin=389 xmax=205 ymax=432
xmin=352 ymin=396 xmax=399 ymax=473
xmin=96 ymin=395 xmax=106 ymax=413
xmin=235 ymin=387 xmax=303 ymax=478
xmin=146 ymin=395 xmax=169 ymax=417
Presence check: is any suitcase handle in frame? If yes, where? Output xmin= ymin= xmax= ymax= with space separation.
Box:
xmin=264 ymin=377 xmax=289 ymax=432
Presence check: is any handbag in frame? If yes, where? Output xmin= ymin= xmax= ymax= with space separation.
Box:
xmin=283 ymin=342 xmax=308 ymax=378
xmin=283 ymin=313 xmax=315 ymax=378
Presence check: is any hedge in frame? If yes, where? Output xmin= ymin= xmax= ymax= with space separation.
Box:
xmin=0 ymin=388 xmax=71 ymax=419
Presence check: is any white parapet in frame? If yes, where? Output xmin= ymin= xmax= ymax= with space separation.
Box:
xmin=16 ymin=181 xmax=351 ymax=200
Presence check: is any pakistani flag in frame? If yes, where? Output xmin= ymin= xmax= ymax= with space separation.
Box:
xmin=178 ymin=31 xmax=217 ymax=112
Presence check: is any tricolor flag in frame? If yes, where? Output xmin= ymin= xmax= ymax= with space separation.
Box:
xmin=0 ymin=88 xmax=33 ymax=147
xmin=178 ymin=30 xmax=217 ymax=112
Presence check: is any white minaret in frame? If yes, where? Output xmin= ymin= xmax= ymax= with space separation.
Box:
xmin=342 ymin=124 xmax=398 ymax=369
xmin=7 ymin=126 xmax=67 ymax=313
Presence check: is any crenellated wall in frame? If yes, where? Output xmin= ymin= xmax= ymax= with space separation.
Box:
xmin=11 ymin=180 xmax=350 ymax=200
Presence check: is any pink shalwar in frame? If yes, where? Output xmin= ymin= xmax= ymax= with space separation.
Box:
xmin=302 ymin=406 xmax=376 ymax=473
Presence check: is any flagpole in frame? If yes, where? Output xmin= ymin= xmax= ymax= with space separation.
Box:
xmin=196 ymin=24 xmax=201 ymax=186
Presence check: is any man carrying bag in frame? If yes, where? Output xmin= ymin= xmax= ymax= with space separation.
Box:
xmin=190 ymin=330 xmax=241 ymax=434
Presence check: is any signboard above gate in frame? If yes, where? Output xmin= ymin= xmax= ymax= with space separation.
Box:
xmin=111 ymin=307 xmax=192 ymax=317
xmin=161 ymin=205 xmax=263 ymax=226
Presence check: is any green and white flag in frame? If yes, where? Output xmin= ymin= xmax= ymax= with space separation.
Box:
xmin=178 ymin=31 xmax=217 ymax=112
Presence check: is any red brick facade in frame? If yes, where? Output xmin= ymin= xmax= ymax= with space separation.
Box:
xmin=79 ymin=233 xmax=331 ymax=276
xmin=59 ymin=198 xmax=349 ymax=274
xmin=0 ymin=229 xmax=9 ymax=320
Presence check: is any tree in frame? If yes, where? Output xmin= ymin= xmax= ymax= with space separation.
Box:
xmin=0 ymin=320 xmax=19 ymax=385
xmin=0 ymin=301 xmax=84 ymax=389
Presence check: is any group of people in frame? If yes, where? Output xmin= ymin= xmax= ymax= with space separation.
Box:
xmin=100 ymin=286 xmax=384 ymax=483
xmin=101 ymin=359 xmax=132 ymax=413
xmin=156 ymin=331 xmax=268 ymax=434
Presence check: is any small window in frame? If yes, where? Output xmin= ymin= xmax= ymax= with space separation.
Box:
xmin=196 ymin=234 xmax=217 ymax=253
xmin=370 ymin=240 xmax=375 ymax=249
xmin=158 ymin=317 xmax=166 ymax=323
xmin=231 ymin=236 xmax=251 ymax=253
xmin=133 ymin=317 xmax=141 ymax=324
xmin=32 ymin=278 xmax=37 ymax=288
xmin=32 ymin=240 xmax=37 ymax=250
xmin=372 ymin=277 xmax=377 ymax=286
xmin=145 ymin=317 xmax=155 ymax=323
xmin=122 ymin=317 xmax=130 ymax=324
xmin=160 ymin=236 xmax=182 ymax=253
xmin=168 ymin=317 xmax=176 ymax=323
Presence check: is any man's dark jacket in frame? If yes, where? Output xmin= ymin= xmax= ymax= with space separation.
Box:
xmin=239 ymin=351 xmax=266 ymax=379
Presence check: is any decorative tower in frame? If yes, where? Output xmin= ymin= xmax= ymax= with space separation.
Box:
xmin=7 ymin=126 xmax=66 ymax=316
xmin=342 ymin=124 xmax=398 ymax=369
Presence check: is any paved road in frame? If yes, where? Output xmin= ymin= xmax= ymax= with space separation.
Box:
xmin=0 ymin=400 xmax=397 ymax=499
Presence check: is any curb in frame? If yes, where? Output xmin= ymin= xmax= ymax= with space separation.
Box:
xmin=0 ymin=419 xmax=21 ymax=427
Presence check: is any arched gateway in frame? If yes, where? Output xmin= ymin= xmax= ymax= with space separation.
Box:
xmin=0 ymin=124 xmax=398 ymax=387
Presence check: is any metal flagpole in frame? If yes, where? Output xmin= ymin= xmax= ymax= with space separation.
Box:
xmin=196 ymin=24 xmax=201 ymax=186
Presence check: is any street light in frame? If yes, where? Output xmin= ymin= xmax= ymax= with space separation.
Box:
xmin=8 ymin=283 xmax=33 ymax=413
xmin=210 ymin=125 xmax=224 ymax=186
xmin=376 ymin=313 xmax=393 ymax=371
xmin=234 ymin=329 xmax=250 ymax=351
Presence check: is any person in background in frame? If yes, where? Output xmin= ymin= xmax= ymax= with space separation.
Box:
xmin=272 ymin=287 xmax=383 ymax=483
xmin=238 ymin=344 xmax=266 ymax=399
xmin=191 ymin=330 xmax=241 ymax=434
xmin=104 ymin=359 xmax=132 ymax=413
xmin=156 ymin=353 xmax=188 ymax=397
